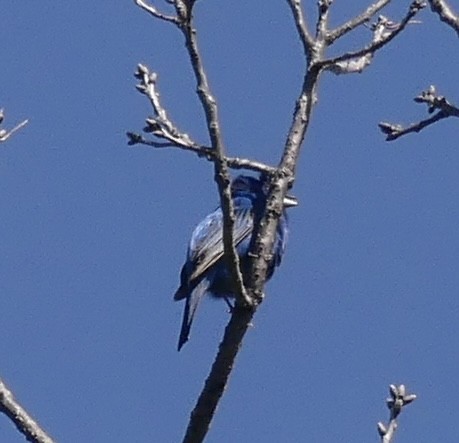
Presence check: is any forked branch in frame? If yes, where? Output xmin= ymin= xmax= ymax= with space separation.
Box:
xmin=379 ymin=85 xmax=459 ymax=140
xmin=377 ymin=384 xmax=417 ymax=443
xmin=0 ymin=109 xmax=28 ymax=143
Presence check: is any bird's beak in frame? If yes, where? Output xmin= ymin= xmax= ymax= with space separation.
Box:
xmin=283 ymin=194 xmax=298 ymax=208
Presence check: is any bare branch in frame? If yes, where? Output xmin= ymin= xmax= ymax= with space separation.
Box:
xmin=240 ymin=2 xmax=325 ymax=306
xmin=182 ymin=0 xmax=324 ymax=436
xmin=377 ymin=384 xmax=417 ymax=443
xmin=379 ymin=85 xmax=459 ymax=140
xmin=326 ymin=0 xmax=391 ymax=44
xmin=316 ymin=0 xmax=333 ymax=41
xmin=0 ymin=378 xmax=55 ymax=443
xmin=429 ymin=0 xmax=459 ymax=36
xmin=133 ymin=0 xmax=179 ymax=24
xmin=225 ymin=157 xmax=276 ymax=174
xmin=173 ymin=3 xmax=251 ymax=310
xmin=134 ymin=64 xmax=199 ymax=148
xmin=321 ymin=1 xmax=426 ymax=74
xmin=379 ymin=112 xmax=449 ymax=140
xmin=182 ymin=306 xmax=255 ymax=443
xmin=132 ymin=22 xmax=264 ymax=443
xmin=0 ymin=109 xmax=28 ymax=143
xmin=127 ymin=131 xmax=203 ymax=150
xmin=127 ymin=132 xmax=277 ymax=174
xmin=285 ymin=0 xmax=315 ymax=60
xmin=246 ymin=67 xmax=320 ymax=303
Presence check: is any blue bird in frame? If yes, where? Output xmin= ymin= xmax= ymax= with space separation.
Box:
xmin=174 ymin=174 xmax=297 ymax=351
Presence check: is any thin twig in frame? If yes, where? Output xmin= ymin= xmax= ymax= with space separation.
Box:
xmin=134 ymin=64 xmax=199 ymax=148
xmin=131 ymin=64 xmax=277 ymax=174
xmin=429 ymin=0 xmax=459 ymax=36
xmin=134 ymin=0 xmax=179 ymax=24
xmin=320 ymin=1 xmax=426 ymax=71
xmin=285 ymin=0 xmax=315 ymax=60
xmin=377 ymin=384 xmax=417 ymax=443
xmin=327 ymin=15 xmax=421 ymax=75
xmin=326 ymin=0 xmax=391 ymax=44
xmin=225 ymin=157 xmax=276 ymax=174
xmin=127 ymin=132 xmax=277 ymax=174
xmin=0 ymin=378 xmax=55 ymax=443
xmin=0 ymin=108 xmax=28 ymax=143
xmin=379 ymin=111 xmax=449 ymax=140
xmin=379 ymin=85 xmax=459 ymax=140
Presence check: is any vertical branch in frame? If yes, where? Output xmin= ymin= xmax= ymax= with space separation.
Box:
xmin=316 ymin=0 xmax=332 ymax=40
xmin=182 ymin=1 xmax=323 ymax=441
xmin=179 ymin=1 xmax=320 ymax=439
xmin=286 ymin=0 xmax=314 ymax=59
xmin=247 ymin=0 xmax=324 ymax=301
xmin=247 ymin=65 xmax=321 ymax=300
xmin=174 ymin=2 xmax=257 ymax=440
xmin=175 ymin=1 xmax=251 ymax=307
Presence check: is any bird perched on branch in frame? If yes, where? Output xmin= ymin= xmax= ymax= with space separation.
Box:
xmin=174 ymin=174 xmax=297 ymax=351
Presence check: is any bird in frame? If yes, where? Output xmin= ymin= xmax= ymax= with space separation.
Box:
xmin=174 ymin=174 xmax=297 ymax=351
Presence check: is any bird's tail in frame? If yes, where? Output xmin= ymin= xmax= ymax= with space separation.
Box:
xmin=177 ymin=278 xmax=209 ymax=351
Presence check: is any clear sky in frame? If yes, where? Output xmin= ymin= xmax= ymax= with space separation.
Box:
xmin=1 ymin=1 xmax=458 ymax=442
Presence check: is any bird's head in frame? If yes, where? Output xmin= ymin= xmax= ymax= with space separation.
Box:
xmin=231 ymin=174 xmax=298 ymax=208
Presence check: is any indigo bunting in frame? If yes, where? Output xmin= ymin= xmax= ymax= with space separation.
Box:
xmin=174 ymin=174 xmax=297 ymax=351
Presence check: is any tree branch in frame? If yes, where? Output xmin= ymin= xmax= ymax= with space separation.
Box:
xmin=379 ymin=85 xmax=459 ymax=140
xmin=326 ymin=0 xmax=391 ymax=44
xmin=321 ymin=1 xmax=426 ymax=74
xmin=133 ymin=1 xmax=251 ymax=310
xmin=429 ymin=0 xmax=459 ymax=36
xmin=128 ymin=64 xmax=277 ymax=175
xmin=128 ymin=131 xmax=277 ymax=173
xmin=181 ymin=1 xmax=325 ymax=440
xmin=134 ymin=0 xmax=179 ymax=24
xmin=0 ymin=378 xmax=55 ymax=443
xmin=377 ymin=384 xmax=417 ymax=443
xmin=0 ymin=109 xmax=28 ymax=143
xmin=181 ymin=306 xmax=255 ymax=443
xmin=285 ymin=0 xmax=315 ymax=60
xmin=134 ymin=64 xmax=200 ymax=149
xmin=173 ymin=1 xmax=251 ymax=309
xmin=316 ymin=0 xmax=332 ymax=41
xmin=246 ymin=69 xmax=320 ymax=304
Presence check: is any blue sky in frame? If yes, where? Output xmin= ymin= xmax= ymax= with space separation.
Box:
xmin=1 ymin=1 xmax=458 ymax=442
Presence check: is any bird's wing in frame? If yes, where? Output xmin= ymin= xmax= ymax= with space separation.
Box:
xmin=177 ymin=273 xmax=213 ymax=351
xmin=187 ymin=201 xmax=254 ymax=283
